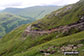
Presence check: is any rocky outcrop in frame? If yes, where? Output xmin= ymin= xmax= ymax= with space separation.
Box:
xmin=55 ymin=5 xmax=72 ymax=16
xmin=60 ymin=44 xmax=83 ymax=52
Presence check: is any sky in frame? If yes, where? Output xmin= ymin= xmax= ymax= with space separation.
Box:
xmin=0 ymin=0 xmax=79 ymax=10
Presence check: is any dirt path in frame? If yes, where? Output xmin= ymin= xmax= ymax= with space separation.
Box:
xmin=25 ymin=22 xmax=84 ymax=34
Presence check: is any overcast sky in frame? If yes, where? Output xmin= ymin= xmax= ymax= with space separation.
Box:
xmin=0 ymin=0 xmax=79 ymax=10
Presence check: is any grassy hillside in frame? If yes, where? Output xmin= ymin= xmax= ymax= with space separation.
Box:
xmin=0 ymin=13 xmax=35 ymax=37
xmin=0 ymin=0 xmax=84 ymax=56
xmin=0 ymin=24 xmax=84 ymax=56
xmin=2 ymin=6 xmax=62 ymax=19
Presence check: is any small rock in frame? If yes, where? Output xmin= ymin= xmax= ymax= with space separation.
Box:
xmin=73 ymin=46 xmax=77 ymax=49
xmin=65 ymin=46 xmax=73 ymax=51
xmin=44 ymin=53 xmax=50 ymax=56
xmin=50 ymin=50 xmax=56 ymax=54
xmin=56 ymin=35 xmax=59 ymax=38
xmin=68 ymin=44 xmax=74 ymax=47
xmin=77 ymin=44 xmax=83 ymax=48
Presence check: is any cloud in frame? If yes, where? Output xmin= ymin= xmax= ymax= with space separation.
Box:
xmin=0 ymin=0 xmax=79 ymax=10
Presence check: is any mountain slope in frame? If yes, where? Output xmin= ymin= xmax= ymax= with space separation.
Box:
xmin=31 ymin=2 xmax=84 ymax=30
xmin=14 ymin=31 xmax=84 ymax=56
xmin=0 ymin=0 xmax=84 ymax=56
xmin=0 ymin=13 xmax=35 ymax=37
xmin=2 ymin=6 xmax=62 ymax=19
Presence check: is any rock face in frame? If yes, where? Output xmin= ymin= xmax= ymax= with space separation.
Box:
xmin=63 ymin=6 xmax=72 ymax=12
xmin=55 ymin=5 xmax=72 ymax=16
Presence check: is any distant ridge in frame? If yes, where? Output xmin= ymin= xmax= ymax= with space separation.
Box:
xmin=1 ymin=6 xmax=62 ymax=19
